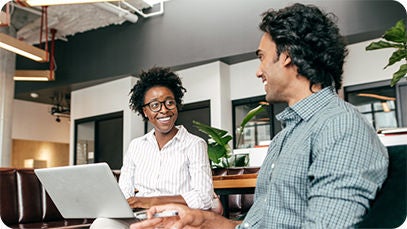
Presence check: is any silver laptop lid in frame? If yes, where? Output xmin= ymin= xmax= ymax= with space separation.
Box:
xmin=35 ymin=162 xmax=134 ymax=218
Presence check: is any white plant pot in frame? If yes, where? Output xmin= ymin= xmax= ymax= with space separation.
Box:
xmin=233 ymin=147 xmax=268 ymax=167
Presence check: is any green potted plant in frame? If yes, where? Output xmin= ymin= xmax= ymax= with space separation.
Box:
xmin=192 ymin=120 xmax=234 ymax=168
xmin=192 ymin=103 xmax=267 ymax=168
xmin=366 ymin=19 xmax=407 ymax=86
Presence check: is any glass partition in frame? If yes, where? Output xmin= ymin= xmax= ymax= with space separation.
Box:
xmin=76 ymin=122 xmax=95 ymax=165
xmin=74 ymin=111 xmax=123 ymax=169
xmin=344 ymin=80 xmax=401 ymax=131
xmin=232 ymin=95 xmax=286 ymax=149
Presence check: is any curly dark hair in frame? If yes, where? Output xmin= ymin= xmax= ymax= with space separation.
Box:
xmin=259 ymin=3 xmax=348 ymax=92
xmin=129 ymin=67 xmax=186 ymax=121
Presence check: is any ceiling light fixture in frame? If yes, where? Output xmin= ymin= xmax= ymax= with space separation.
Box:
xmin=357 ymin=93 xmax=396 ymax=101
xmin=13 ymin=14 xmax=57 ymax=82
xmin=15 ymin=0 xmax=122 ymax=7
xmin=30 ymin=92 xmax=39 ymax=98
xmin=381 ymin=101 xmax=391 ymax=112
xmin=94 ymin=2 xmax=139 ymax=23
xmin=0 ymin=33 xmax=49 ymax=62
xmin=121 ymin=0 xmax=164 ymax=18
xmin=14 ymin=70 xmax=55 ymax=81
xmin=50 ymin=92 xmax=71 ymax=122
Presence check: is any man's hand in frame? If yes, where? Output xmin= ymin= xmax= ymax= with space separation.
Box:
xmin=130 ymin=204 xmax=201 ymax=229
xmin=130 ymin=204 xmax=240 ymax=229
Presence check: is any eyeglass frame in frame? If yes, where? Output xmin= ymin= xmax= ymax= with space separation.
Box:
xmin=142 ymin=98 xmax=177 ymax=112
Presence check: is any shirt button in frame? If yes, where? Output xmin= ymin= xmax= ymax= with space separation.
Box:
xmin=271 ymin=163 xmax=275 ymax=169
xmin=242 ymin=222 xmax=251 ymax=229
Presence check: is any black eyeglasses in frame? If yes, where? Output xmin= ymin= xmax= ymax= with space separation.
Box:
xmin=142 ymin=99 xmax=177 ymax=112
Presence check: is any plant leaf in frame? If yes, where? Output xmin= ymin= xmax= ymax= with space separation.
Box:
xmin=219 ymin=135 xmax=233 ymax=146
xmin=221 ymin=158 xmax=229 ymax=168
xmin=383 ymin=20 xmax=406 ymax=43
xmin=230 ymin=154 xmax=249 ymax=167
xmin=193 ymin=120 xmax=233 ymax=167
xmin=236 ymin=104 xmax=267 ymax=147
xmin=204 ymin=128 xmax=224 ymax=145
xmin=391 ymin=63 xmax=407 ymax=86
xmin=192 ymin=120 xmax=228 ymax=145
xmin=385 ymin=49 xmax=407 ymax=68
xmin=224 ymin=143 xmax=232 ymax=156
xmin=207 ymin=144 xmax=226 ymax=163
xmin=366 ymin=40 xmax=403 ymax=50
xmin=193 ymin=121 xmax=228 ymax=137
xmin=239 ymin=104 xmax=266 ymax=129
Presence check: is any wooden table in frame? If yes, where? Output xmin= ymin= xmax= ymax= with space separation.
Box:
xmin=213 ymin=173 xmax=257 ymax=218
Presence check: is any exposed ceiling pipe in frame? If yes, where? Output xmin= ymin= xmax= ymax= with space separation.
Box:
xmin=94 ymin=2 xmax=138 ymax=23
xmin=12 ymin=3 xmax=67 ymax=44
xmin=12 ymin=2 xmax=42 ymax=16
xmin=121 ymin=0 xmax=164 ymax=18
xmin=17 ymin=16 xmax=60 ymax=43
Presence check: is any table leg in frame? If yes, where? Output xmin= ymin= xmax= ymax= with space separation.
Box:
xmin=219 ymin=195 xmax=230 ymax=218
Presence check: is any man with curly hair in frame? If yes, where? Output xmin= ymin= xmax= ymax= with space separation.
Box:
xmin=130 ymin=3 xmax=388 ymax=229
xmin=91 ymin=67 xmax=217 ymax=228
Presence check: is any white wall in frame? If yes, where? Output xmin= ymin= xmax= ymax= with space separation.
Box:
xmin=177 ymin=61 xmax=233 ymax=133
xmin=178 ymin=62 xmax=220 ymax=125
xmin=343 ymin=38 xmax=398 ymax=86
xmin=230 ymin=59 xmax=265 ymax=100
xmin=12 ymin=100 xmax=70 ymax=143
xmin=70 ymin=76 xmax=142 ymax=164
xmin=228 ymin=38 xmax=402 ymax=96
xmin=219 ymin=62 xmax=233 ymax=134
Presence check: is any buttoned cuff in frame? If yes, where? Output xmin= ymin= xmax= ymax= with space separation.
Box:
xmin=181 ymin=191 xmax=211 ymax=210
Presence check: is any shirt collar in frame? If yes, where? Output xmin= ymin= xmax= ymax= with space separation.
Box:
xmin=276 ymin=86 xmax=336 ymax=125
xmin=144 ymin=125 xmax=185 ymax=143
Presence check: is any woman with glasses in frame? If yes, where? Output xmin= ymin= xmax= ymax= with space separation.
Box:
xmin=91 ymin=67 xmax=217 ymax=229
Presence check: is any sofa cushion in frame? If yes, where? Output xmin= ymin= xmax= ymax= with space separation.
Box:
xmin=1 ymin=168 xmax=93 ymax=229
xmin=42 ymin=191 xmax=64 ymax=222
xmin=0 ymin=168 xmax=19 ymax=226
xmin=16 ymin=169 xmax=43 ymax=224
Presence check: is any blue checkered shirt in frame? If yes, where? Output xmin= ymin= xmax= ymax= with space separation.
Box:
xmin=238 ymin=87 xmax=388 ymax=229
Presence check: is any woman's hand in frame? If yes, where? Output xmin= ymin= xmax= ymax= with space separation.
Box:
xmin=127 ymin=195 xmax=188 ymax=209
xmin=127 ymin=196 xmax=153 ymax=209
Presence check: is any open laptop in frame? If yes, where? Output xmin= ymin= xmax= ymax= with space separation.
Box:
xmin=34 ymin=162 xmax=141 ymax=219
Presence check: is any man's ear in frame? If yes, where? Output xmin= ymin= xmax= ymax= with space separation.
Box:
xmin=282 ymin=52 xmax=292 ymax=66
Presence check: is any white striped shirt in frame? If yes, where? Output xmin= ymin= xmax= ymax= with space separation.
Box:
xmin=119 ymin=125 xmax=214 ymax=209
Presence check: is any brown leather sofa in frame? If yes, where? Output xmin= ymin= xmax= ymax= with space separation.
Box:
xmin=0 ymin=168 xmax=94 ymax=229
xmin=0 ymin=166 xmax=259 ymax=228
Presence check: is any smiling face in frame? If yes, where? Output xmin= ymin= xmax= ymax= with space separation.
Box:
xmin=256 ymin=33 xmax=296 ymax=105
xmin=143 ymin=86 xmax=178 ymax=135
